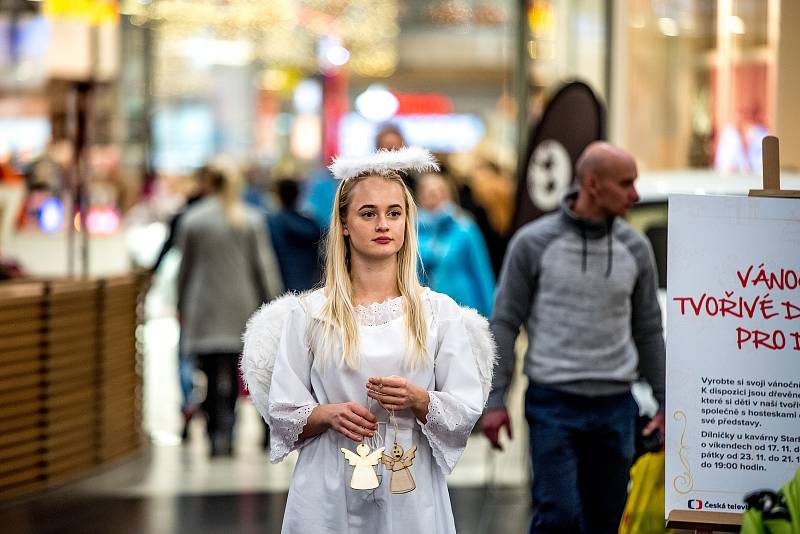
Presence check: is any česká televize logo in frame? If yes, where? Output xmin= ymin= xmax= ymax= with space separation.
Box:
xmin=688 ymin=499 xmax=704 ymax=510
xmin=687 ymin=499 xmax=745 ymax=511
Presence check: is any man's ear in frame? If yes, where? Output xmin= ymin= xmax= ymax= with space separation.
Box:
xmin=583 ymin=172 xmax=599 ymax=196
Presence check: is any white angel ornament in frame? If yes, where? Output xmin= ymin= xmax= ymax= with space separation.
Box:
xmin=341 ymin=443 xmax=385 ymax=490
xmin=382 ymin=443 xmax=417 ymax=494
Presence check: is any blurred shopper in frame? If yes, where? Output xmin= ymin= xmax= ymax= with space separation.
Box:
xmin=375 ymin=123 xmax=405 ymax=151
xmin=450 ymin=163 xmax=502 ymax=275
xmin=0 ymin=155 xmax=27 ymax=278
xmin=0 ymin=158 xmax=25 ymax=251
xmin=470 ymin=160 xmax=514 ymax=275
xmin=483 ymin=142 xmax=665 ymax=534
xmin=375 ymin=123 xmax=417 ymax=192
xmin=24 ymin=143 xmax=67 ymax=197
xmin=242 ymin=163 xmax=274 ymax=212
xmin=268 ymin=178 xmax=322 ymax=292
xmin=302 ymin=166 xmax=338 ymax=230
xmin=714 ymin=105 xmax=768 ymax=174
xmin=152 ymin=166 xmax=213 ymax=440
xmin=176 ymin=158 xmax=283 ymax=456
xmin=152 ymin=166 xmax=213 ymax=272
xmin=0 ymin=256 xmax=24 ymax=279
xmin=417 ymin=173 xmax=495 ymax=317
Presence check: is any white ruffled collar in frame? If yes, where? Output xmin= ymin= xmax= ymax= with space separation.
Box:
xmin=354 ymin=296 xmax=404 ymax=326
xmin=302 ymin=288 xmax=432 ymax=326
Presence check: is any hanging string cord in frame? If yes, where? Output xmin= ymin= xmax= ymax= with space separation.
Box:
xmin=389 ymin=408 xmax=399 ymax=443
xmin=363 ymin=392 xmax=386 ymax=506
xmin=364 ymin=392 xmax=386 ymax=452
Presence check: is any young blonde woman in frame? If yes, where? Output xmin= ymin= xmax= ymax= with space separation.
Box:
xmin=241 ymin=147 xmax=496 ymax=533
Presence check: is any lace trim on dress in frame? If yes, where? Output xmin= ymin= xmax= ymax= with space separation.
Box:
xmin=419 ymin=392 xmax=471 ymax=474
xmin=268 ymin=401 xmax=316 ymax=463
xmin=354 ymin=296 xmax=404 ymax=326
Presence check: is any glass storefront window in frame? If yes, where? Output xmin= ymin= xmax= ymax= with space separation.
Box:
xmin=524 ymin=0 xmax=607 ymax=121
xmin=619 ymin=0 xmax=779 ymax=172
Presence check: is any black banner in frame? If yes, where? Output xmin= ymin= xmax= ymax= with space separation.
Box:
xmin=512 ymin=81 xmax=605 ymax=231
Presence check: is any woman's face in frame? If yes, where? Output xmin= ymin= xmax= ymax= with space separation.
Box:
xmin=342 ymin=176 xmax=406 ymax=263
xmin=416 ymin=174 xmax=450 ymax=212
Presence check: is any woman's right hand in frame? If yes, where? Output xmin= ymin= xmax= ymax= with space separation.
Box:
xmin=320 ymin=402 xmax=377 ymax=442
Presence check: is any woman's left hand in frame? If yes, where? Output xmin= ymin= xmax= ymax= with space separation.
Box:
xmin=366 ymin=376 xmax=430 ymax=423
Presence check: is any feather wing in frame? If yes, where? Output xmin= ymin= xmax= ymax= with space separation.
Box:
xmin=459 ymin=306 xmax=498 ymax=406
xmin=240 ymin=292 xmax=308 ymax=422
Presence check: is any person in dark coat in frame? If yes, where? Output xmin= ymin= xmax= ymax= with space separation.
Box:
xmin=152 ymin=166 xmax=213 ymax=441
xmin=152 ymin=166 xmax=212 ymax=272
xmin=268 ymin=179 xmax=322 ymax=292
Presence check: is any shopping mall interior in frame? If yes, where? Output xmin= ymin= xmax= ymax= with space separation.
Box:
xmin=1 ymin=1 xmax=799 ymax=533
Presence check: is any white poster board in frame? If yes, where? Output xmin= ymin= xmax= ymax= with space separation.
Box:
xmin=666 ymin=194 xmax=800 ymax=517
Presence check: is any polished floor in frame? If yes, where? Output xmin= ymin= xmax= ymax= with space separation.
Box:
xmin=1 ymin=403 xmax=531 ymax=534
xmin=2 ymin=484 xmax=529 ymax=534
xmin=1 ymin=276 xmax=533 ymax=533
xmin=2 ymin=473 xmax=529 ymax=534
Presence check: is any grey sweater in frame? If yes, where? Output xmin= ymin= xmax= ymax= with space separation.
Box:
xmin=486 ymin=192 xmax=665 ymax=410
xmin=177 ymin=196 xmax=283 ymax=355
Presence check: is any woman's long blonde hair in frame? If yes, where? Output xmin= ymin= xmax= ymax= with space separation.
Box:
xmin=208 ymin=156 xmax=246 ymax=228
xmin=312 ymin=171 xmax=429 ymax=370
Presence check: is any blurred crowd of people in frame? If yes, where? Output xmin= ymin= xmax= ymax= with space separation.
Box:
xmin=151 ymin=124 xmax=514 ymax=456
xmin=2 ymin=127 xmax=666 ymax=534
xmin=0 ymin=141 xmax=128 ymax=279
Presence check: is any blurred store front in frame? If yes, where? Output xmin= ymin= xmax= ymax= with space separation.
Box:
xmin=527 ymin=0 xmax=797 ymax=173
xmin=520 ymin=0 xmax=794 ymax=173
xmin=614 ymin=0 xmax=783 ymax=173
xmin=1 ymin=1 xmax=796 ymax=275
xmin=0 ymin=1 xmax=519 ymax=277
xmin=0 ymin=0 xmax=128 ymax=278
xmin=122 ymin=0 xmax=517 ymax=175
xmin=510 ymin=0 xmax=799 ymax=233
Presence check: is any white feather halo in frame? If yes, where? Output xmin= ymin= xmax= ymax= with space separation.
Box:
xmin=328 ymin=146 xmax=439 ymax=181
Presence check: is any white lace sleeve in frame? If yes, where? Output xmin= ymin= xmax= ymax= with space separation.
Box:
xmin=420 ymin=392 xmax=475 ymax=474
xmin=265 ymin=303 xmax=319 ymax=463
xmin=418 ymin=300 xmax=486 ymax=474
xmin=268 ymin=401 xmax=316 ymax=463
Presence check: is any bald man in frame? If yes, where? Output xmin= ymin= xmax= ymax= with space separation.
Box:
xmin=483 ymin=142 xmax=665 ymax=534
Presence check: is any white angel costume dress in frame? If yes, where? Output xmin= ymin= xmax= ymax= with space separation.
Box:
xmin=241 ymin=288 xmax=496 ymax=534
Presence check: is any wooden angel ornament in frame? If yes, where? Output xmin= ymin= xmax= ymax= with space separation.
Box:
xmin=341 ymin=443 xmax=385 ymax=490
xmin=382 ymin=443 xmax=417 ymax=494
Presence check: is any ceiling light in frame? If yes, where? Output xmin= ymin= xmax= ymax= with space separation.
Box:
xmin=355 ymin=84 xmax=399 ymax=122
xmin=728 ymin=15 xmax=745 ymax=35
xmin=658 ymin=17 xmax=679 ymax=37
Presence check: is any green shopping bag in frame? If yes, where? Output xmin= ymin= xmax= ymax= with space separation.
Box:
xmin=619 ymin=450 xmax=673 ymax=534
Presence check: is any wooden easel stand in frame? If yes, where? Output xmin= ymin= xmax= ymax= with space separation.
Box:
xmin=749 ymin=136 xmax=800 ymax=198
xmin=667 ymin=510 xmax=742 ymax=533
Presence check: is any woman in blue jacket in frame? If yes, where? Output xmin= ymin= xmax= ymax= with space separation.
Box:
xmin=416 ymin=173 xmax=495 ymax=317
